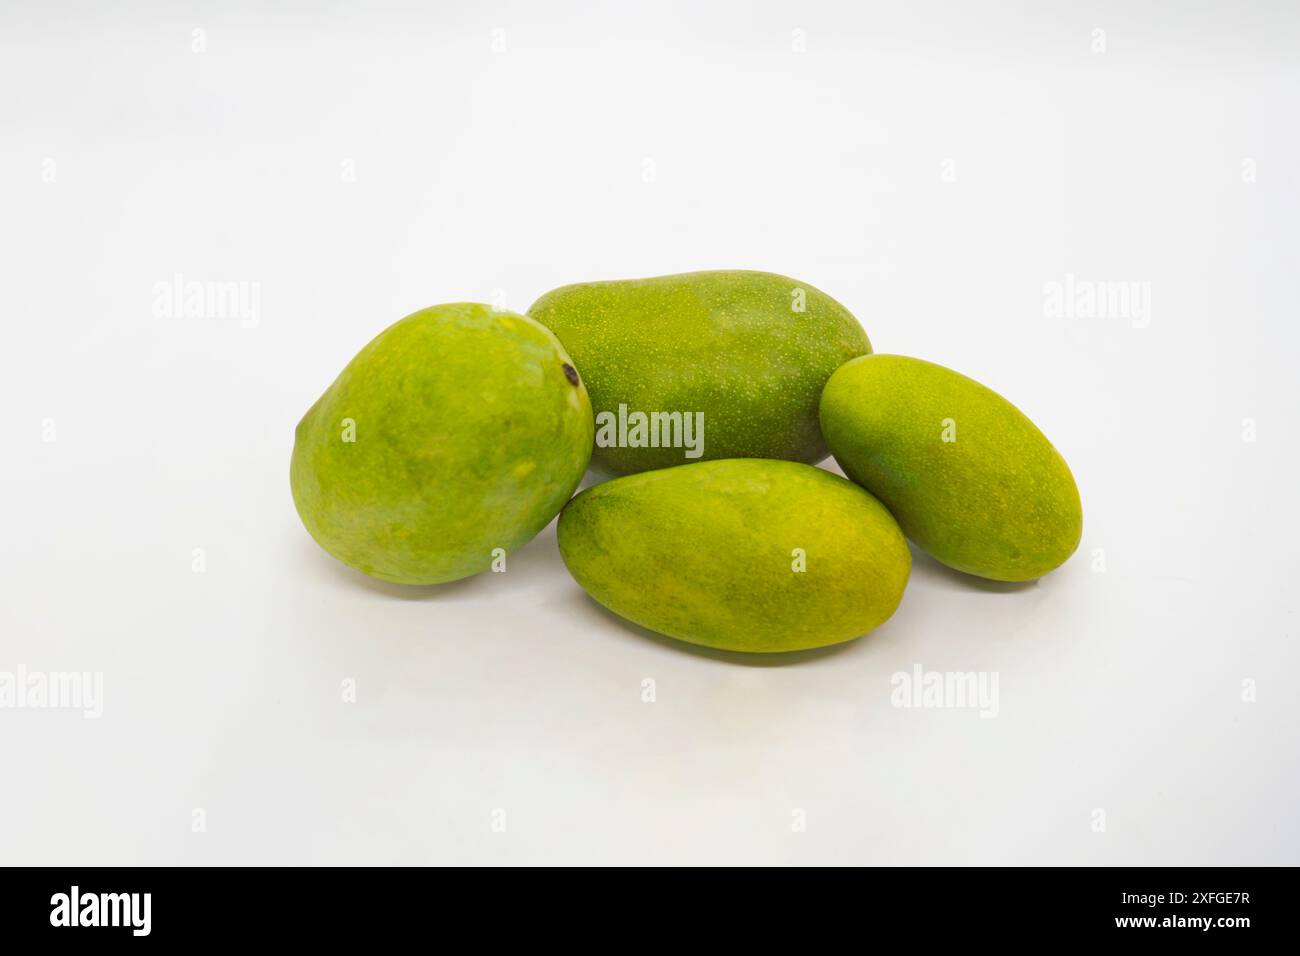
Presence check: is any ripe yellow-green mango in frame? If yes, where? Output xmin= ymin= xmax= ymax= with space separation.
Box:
xmin=819 ymin=355 xmax=1082 ymax=582
xmin=557 ymin=459 xmax=910 ymax=653
xmin=528 ymin=271 xmax=870 ymax=475
xmin=291 ymin=304 xmax=593 ymax=585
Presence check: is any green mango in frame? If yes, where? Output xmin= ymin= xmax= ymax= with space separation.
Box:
xmin=819 ymin=354 xmax=1082 ymax=582
xmin=557 ymin=459 xmax=910 ymax=653
xmin=291 ymin=303 xmax=593 ymax=585
xmin=528 ymin=271 xmax=870 ymax=475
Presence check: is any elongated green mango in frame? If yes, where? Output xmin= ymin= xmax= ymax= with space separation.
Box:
xmin=291 ymin=304 xmax=593 ymax=584
xmin=557 ymin=459 xmax=910 ymax=653
xmin=528 ymin=271 xmax=870 ymax=475
xmin=819 ymin=355 xmax=1082 ymax=582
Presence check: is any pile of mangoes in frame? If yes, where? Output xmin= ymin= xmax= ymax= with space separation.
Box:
xmin=291 ymin=271 xmax=1082 ymax=654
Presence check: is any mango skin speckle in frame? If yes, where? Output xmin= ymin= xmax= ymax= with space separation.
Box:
xmin=557 ymin=459 xmax=911 ymax=653
xmin=820 ymin=354 xmax=1083 ymax=582
xmin=291 ymin=303 xmax=594 ymax=585
xmin=528 ymin=271 xmax=871 ymax=475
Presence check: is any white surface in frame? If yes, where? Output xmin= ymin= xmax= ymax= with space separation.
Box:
xmin=2 ymin=0 xmax=1297 ymax=866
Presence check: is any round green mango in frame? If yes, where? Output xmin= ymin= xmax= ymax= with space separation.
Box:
xmin=528 ymin=271 xmax=871 ymax=476
xmin=291 ymin=304 xmax=594 ymax=585
xmin=819 ymin=354 xmax=1082 ymax=582
xmin=557 ymin=459 xmax=910 ymax=653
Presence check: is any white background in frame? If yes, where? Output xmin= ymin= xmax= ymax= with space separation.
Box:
xmin=2 ymin=1 xmax=1297 ymax=865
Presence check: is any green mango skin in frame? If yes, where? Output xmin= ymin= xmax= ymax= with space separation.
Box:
xmin=557 ymin=459 xmax=910 ymax=653
xmin=528 ymin=271 xmax=871 ymax=476
xmin=291 ymin=304 xmax=594 ymax=585
xmin=819 ymin=355 xmax=1083 ymax=582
